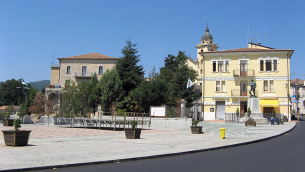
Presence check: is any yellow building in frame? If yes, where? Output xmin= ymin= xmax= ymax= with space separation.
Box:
xmin=188 ymin=25 xmax=294 ymax=120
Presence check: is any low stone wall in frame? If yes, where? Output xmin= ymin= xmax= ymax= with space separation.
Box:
xmin=36 ymin=116 xmax=54 ymax=124
xmin=23 ymin=115 xmax=34 ymax=124
xmin=150 ymin=117 xmax=192 ymax=129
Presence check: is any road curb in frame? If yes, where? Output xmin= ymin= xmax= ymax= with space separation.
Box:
xmin=2 ymin=123 xmax=296 ymax=172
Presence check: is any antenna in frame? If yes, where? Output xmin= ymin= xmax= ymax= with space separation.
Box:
xmin=53 ymin=53 xmax=54 ymax=64
xmin=265 ymin=27 xmax=267 ymax=45
xmin=247 ymin=24 xmax=250 ymax=45
xmin=256 ymin=31 xmax=259 ymax=44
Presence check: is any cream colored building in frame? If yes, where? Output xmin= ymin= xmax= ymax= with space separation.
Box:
xmin=188 ymin=25 xmax=294 ymax=120
xmin=46 ymin=52 xmax=119 ymax=105
xmin=290 ymin=79 xmax=305 ymax=114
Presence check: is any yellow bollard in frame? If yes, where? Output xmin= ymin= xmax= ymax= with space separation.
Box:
xmin=220 ymin=128 xmax=226 ymax=139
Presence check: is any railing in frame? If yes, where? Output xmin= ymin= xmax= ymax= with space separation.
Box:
xmin=74 ymin=72 xmax=93 ymax=77
xmin=231 ymin=89 xmax=258 ymax=97
xmin=233 ymin=69 xmax=254 ymax=77
xmin=56 ymin=112 xmax=151 ymax=130
xmin=225 ymin=112 xmax=285 ymax=124
xmin=50 ymin=63 xmax=59 ymax=67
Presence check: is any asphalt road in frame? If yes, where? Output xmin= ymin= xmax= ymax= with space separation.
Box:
xmin=34 ymin=120 xmax=304 ymax=172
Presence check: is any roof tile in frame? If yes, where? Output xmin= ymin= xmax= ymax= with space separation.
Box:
xmin=58 ymin=53 xmax=118 ymax=60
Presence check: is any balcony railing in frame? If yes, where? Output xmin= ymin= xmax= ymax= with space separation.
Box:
xmin=233 ymin=69 xmax=254 ymax=77
xmin=231 ymin=89 xmax=258 ymax=97
xmin=74 ymin=72 xmax=93 ymax=78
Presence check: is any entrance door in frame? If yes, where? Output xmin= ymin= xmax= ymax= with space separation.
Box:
xmin=263 ymin=107 xmax=273 ymax=113
xmin=240 ymin=101 xmax=247 ymax=113
xmin=216 ymin=101 xmax=225 ymax=119
xmin=240 ymin=82 xmax=247 ymax=96
xmin=240 ymin=61 xmax=247 ymax=76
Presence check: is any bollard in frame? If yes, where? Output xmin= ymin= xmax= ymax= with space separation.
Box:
xmin=220 ymin=128 xmax=226 ymax=139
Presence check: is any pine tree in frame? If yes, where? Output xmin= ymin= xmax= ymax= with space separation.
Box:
xmin=115 ymin=39 xmax=144 ymax=97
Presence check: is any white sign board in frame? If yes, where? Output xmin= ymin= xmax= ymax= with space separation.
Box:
xmin=151 ymin=106 xmax=166 ymax=117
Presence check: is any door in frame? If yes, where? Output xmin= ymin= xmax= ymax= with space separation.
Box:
xmin=240 ymin=61 xmax=247 ymax=76
xmin=240 ymin=101 xmax=247 ymax=118
xmin=216 ymin=101 xmax=225 ymax=119
xmin=263 ymin=107 xmax=273 ymax=114
xmin=240 ymin=82 xmax=247 ymax=96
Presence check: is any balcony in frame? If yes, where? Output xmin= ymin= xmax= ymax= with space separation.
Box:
xmin=233 ymin=69 xmax=254 ymax=78
xmin=231 ymin=89 xmax=258 ymax=97
xmin=74 ymin=72 xmax=93 ymax=78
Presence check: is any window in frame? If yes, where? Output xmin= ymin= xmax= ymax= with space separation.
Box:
xmin=82 ymin=66 xmax=87 ymax=76
xmin=216 ymin=81 xmax=220 ymax=91
xmin=67 ymin=66 xmax=71 ymax=74
xmin=260 ymin=60 xmax=264 ymax=71
xmin=216 ymin=81 xmax=225 ymax=92
xmin=263 ymin=80 xmax=275 ymax=92
xmin=266 ymin=60 xmax=272 ymax=71
xmin=264 ymin=80 xmax=268 ymax=91
xmin=211 ymin=58 xmax=231 ymax=73
xmin=258 ymin=57 xmax=279 ymax=72
xmin=99 ymin=66 xmax=103 ymax=74
xmin=273 ymin=60 xmax=277 ymax=71
xmin=225 ymin=61 xmax=229 ymax=72
xmin=218 ymin=62 xmax=223 ymax=72
xmin=270 ymin=80 xmax=274 ymax=91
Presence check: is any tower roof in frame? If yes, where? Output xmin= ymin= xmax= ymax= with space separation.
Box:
xmin=201 ymin=24 xmax=213 ymax=41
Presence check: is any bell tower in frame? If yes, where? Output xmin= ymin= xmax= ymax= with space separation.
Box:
xmin=196 ymin=24 xmax=218 ymax=53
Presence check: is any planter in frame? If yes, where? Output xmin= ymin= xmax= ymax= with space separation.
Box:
xmin=2 ymin=130 xmax=31 ymax=146
xmin=283 ymin=119 xmax=288 ymax=122
xmin=245 ymin=121 xmax=256 ymax=127
xmin=2 ymin=119 xmax=14 ymax=126
xmin=125 ymin=128 xmax=141 ymax=139
xmin=190 ymin=126 xmax=203 ymax=134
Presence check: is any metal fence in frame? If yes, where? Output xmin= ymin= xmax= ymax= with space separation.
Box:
xmin=225 ymin=113 xmax=285 ymax=125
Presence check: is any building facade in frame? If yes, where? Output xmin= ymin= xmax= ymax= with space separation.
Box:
xmin=290 ymin=79 xmax=305 ymax=114
xmin=188 ymin=25 xmax=294 ymax=120
xmin=45 ymin=52 xmax=119 ymax=106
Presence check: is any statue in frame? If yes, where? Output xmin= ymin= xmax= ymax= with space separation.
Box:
xmin=249 ymin=79 xmax=256 ymax=97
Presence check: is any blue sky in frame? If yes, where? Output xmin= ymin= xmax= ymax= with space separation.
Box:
xmin=0 ymin=0 xmax=304 ymax=82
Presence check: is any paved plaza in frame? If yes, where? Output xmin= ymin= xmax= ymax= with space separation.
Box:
xmin=0 ymin=120 xmax=296 ymax=171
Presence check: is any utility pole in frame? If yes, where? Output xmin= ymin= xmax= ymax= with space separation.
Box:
xmin=295 ymin=79 xmax=300 ymax=113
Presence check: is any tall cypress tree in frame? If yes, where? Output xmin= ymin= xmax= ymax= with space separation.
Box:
xmin=116 ymin=39 xmax=144 ymax=97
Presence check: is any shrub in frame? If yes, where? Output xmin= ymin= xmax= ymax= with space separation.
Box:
xmin=193 ymin=120 xmax=199 ymax=126
xmin=131 ymin=120 xmax=137 ymax=129
xmin=13 ymin=119 xmax=21 ymax=131
xmin=247 ymin=107 xmax=251 ymax=117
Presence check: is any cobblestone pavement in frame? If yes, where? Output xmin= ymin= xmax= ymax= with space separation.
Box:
xmin=0 ymin=121 xmax=296 ymax=171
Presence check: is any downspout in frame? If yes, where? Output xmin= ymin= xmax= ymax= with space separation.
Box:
xmin=202 ymin=53 xmax=205 ymax=121
xmin=287 ymin=51 xmax=291 ymax=121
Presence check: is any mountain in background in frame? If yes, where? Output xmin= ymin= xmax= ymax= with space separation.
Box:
xmin=28 ymin=80 xmax=50 ymax=91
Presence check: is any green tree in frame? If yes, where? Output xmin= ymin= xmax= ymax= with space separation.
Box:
xmin=88 ymin=73 xmax=100 ymax=116
xmin=115 ymin=39 xmax=144 ymax=98
xmin=18 ymin=101 xmax=28 ymax=118
xmin=99 ymin=69 xmax=124 ymax=112
xmin=75 ymin=81 xmax=90 ymax=117
xmin=130 ymin=73 xmax=167 ymax=112
xmin=0 ymin=79 xmax=23 ymax=106
xmin=59 ymin=80 xmax=78 ymax=117
xmin=160 ymin=51 xmax=199 ymax=107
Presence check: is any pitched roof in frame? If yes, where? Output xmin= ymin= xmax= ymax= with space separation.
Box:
xmin=58 ymin=53 xmax=118 ymax=60
xmin=203 ymin=47 xmax=293 ymax=53
xmin=290 ymin=79 xmax=305 ymax=85
xmin=0 ymin=105 xmax=20 ymax=111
